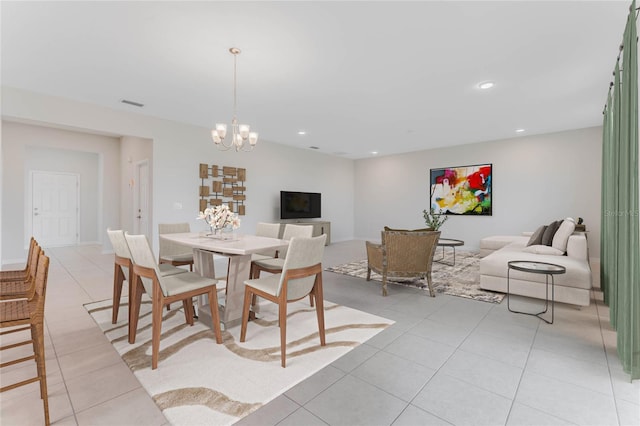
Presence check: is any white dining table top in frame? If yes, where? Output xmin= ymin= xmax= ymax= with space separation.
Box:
xmin=159 ymin=232 xmax=289 ymax=255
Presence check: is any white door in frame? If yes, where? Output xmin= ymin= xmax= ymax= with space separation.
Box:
xmin=31 ymin=171 xmax=79 ymax=246
xmin=133 ymin=160 xmax=151 ymax=239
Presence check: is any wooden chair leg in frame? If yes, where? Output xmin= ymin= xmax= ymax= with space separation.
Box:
xmin=182 ymin=299 xmax=194 ymax=325
xmin=33 ymin=323 xmax=50 ymax=425
xmin=129 ymin=277 xmax=145 ymax=344
xmin=151 ymin=294 xmax=163 ymax=370
xmin=309 ymin=293 xmax=314 ymax=307
xmin=313 ymin=276 xmax=326 ymax=347
xmin=279 ymin=298 xmax=287 ymax=368
xmin=112 ymin=264 xmax=124 ymax=324
xmin=382 ymin=273 xmax=388 ymax=296
xmin=366 ymin=267 xmax=372 ymax=281
xmin=240 ymin=286 xmax=253 ymax=342
xmin=426 ymin=272 xmax=435 ymax=297
xmin=208 ymin=287 xmax=222 ymax=344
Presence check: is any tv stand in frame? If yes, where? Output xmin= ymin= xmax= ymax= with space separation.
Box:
xmin=281 ymin=220 xmax=330 ymax=245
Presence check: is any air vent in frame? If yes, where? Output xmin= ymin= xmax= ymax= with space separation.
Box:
xmin=121 ymin=99 xmax=144 ymax=108
xmin=309 ymin=146 xmax=320 ymax=150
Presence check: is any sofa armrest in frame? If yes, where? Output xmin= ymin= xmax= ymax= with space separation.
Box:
xmin=566 ymin=233 xmax=588 ymax=261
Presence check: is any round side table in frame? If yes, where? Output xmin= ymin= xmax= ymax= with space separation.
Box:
xmin=436 ymin=238 xmax=464 ymax=266
xmin=507 ymin=260 xmax=566 ymax=324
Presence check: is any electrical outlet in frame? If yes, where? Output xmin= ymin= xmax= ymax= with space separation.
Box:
xmin=173 ymin=202 xmax=183 ymax=210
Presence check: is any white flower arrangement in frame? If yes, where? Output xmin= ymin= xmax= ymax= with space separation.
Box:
xmin=197 ymin=205 xmax=241 ymax=231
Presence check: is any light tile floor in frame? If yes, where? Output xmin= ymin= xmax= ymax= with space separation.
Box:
xmin=1 ymin=240 xmax=638 ymax=425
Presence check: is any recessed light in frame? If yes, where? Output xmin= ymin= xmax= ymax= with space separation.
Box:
xmin=371 ymin=151 xmax=379 ymax=155
xmin=477 ymin=81 xmax=495 ymax=90
xmin=515 ymin=128 xmax=525 ymax=133
xmin=297 ymin=130 xmax=307 ymax=135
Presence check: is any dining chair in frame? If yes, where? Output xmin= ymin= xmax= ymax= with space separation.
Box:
xmin=0 ymin=237 xmax=38 ymax=282
xmin=0 ymin=253 xmax=51 ymax=425
xmin=0 ymin=244 xmax=43 ymax=301
xmin=251 ymin=222 xmax=282 ymax=262
xmin=124 ymin=233 xmax=222 ymax=369
xmin=365 ymin=228 xmax=441 ymax=296
xmin=107 ymin=229 xmax=188 ymax=324
xmin=250 ymin=224 xmax=313 ymax=279
xmin=241 ymin=234 xmax=327 ymax=368
xmin=158 ymin=222 xmax=194 ymax=271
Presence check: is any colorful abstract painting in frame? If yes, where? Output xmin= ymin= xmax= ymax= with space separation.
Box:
xmin=430 ymin=164 xmax=492 ymax=215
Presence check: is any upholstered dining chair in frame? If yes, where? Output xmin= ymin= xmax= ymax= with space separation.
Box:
xmin=0 ymin=237 xmax=38 ymax=282
xmin=250 ymin=224 xmax=313 ymax=279
xmin=365 ymin=229 xmax=441 ymax=296
xmin=107 ymin=229 xmax=188 ymax=324
xmin=251 ymin=222 xmax=282 ymax=262
xmin=0 ymin=253 xmax=51 ymax=425
xmin=241 ymin=234 xmax=327 ymax=368
xmin=124 ymin=233 xmax=222 ymax=369
xmin=0 ymin=244 xmax=43 ymax=301
xmin=158 ymin=222 xmax=194 ymax=271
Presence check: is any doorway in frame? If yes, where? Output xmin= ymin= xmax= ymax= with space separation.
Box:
xmin=133 ymin=159 xmax=151 ymax=240
xmin=30 ymin=171 xmax=79 ymax=247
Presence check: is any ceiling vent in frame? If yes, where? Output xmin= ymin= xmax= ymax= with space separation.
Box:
xmin=121 ymin=99 xmax=144 ymax=107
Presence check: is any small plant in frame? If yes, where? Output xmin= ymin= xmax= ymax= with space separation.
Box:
xmin=423 ymin=208 xmax=448 ymax=231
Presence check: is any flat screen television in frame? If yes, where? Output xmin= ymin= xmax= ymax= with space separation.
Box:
xmin=280 ymin=191 xmax=321 ymax=219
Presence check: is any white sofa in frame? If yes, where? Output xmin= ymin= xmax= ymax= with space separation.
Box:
xmin=479 ymin=232 xmax=592 ymax=306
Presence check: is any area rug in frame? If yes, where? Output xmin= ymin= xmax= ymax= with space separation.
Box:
xmin=85 ymin=297 xmax=393 ymax=425
xmin=326 ymin=250 xmax=504 ymax=303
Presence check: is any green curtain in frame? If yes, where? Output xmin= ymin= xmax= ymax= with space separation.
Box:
xmin=601 ymin=0 xmax=639 ymax=380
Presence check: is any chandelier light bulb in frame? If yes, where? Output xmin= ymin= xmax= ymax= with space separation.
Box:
xmin=249 ymin=132 xmax=258 ymax=145
xmin=239 ymin=124 xmax=250 ymax=139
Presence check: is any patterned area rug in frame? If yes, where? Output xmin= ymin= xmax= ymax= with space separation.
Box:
xmin=326 ymin=250 xmax=505 ymax=303
xmin=85 ymin=297 xmax=393 ymax=426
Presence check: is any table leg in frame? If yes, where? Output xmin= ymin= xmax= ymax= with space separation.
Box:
xmin=193 ymin=248 xmax=251 ymax=330
xmin=507 ymin=269 xmax=555 ymax=324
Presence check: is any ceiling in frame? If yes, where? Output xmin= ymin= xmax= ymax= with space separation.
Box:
xmin=0 ymin=1 xmax=631 ymax=159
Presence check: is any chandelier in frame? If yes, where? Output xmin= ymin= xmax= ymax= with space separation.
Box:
xmin=211 ymin=47 xmax=258 ymax=151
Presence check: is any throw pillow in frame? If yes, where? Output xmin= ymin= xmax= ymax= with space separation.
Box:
xmin=541 ymin=220 xmax=561 ymax=246
xmin=526 ymin=225 xmax=547 ymax=246
xmin=552 ymin=218 xmax=576 ymax=253
xmin=522 ymin=245 xmax=564 ymax=256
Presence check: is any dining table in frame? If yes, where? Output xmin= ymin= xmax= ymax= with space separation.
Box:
xmin=159 ymin=232 xmax=289 ymax=329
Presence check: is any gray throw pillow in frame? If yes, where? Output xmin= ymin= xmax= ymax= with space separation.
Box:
xmin=527 ymin=225 xmax=547 ymax=246
xmin=541 ymin=220 xmax=561 ymax=246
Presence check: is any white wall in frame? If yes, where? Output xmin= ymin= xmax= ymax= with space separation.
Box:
xmin=354 ymin=126 xmax=602 ymax=258
xmin=1 ymin=87 xmax=355 ymax=263
xmin=2 ymin=121 xmax=120 ymax=261
xmin=1 ymin=87 xmax=603 ymax=265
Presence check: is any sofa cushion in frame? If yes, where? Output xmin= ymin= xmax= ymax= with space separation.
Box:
xmin=552 ymin=218 xmax=576 ymax=252
xmin=526 ymin=225 xmax=547 ymax=246
xmin=541 ymin=220 xmax=561 ymax=246
xmin=479 ymin=236 xmax=591 ymax=290
xmin=522 ymin=245 xmax=564 ymax=255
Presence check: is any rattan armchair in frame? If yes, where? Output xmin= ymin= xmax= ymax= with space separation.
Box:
xmin=365 ymin=229 xmax=441 ymax=296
